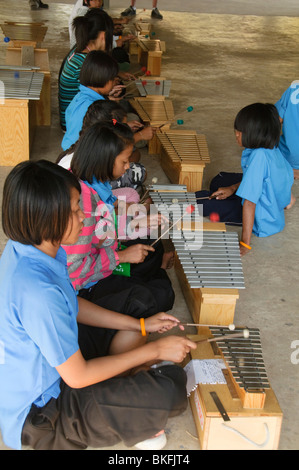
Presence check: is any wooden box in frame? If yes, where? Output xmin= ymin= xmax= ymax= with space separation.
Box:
xmin=6 ymin=47 xmax=51 ymax=126
xmin=0 ymin=99 xmax=36 ymax=165
xmin=136 ymin=38 xmax=165 ymax=76
xmin=187 ymin=334 xmax=283 ymax=450
xmin=157 ymin=130 xmax=210 ymax=191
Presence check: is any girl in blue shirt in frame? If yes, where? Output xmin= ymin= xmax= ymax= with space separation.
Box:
xmin=210 ymin=103 xmax=295 ymax=255
xmin=275 ymin=81 xmax=299 ymax=180
xmin=61 ymin=50 xmax=121 ymax=151
xmin=0 ymin=160 xmax=195 ymax=450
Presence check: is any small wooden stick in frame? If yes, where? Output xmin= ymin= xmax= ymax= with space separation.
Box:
xmin=195 ymin=329 xmax=250 ymax=344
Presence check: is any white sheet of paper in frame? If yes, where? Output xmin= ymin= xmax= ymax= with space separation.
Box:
xmin=184 ymin=359 xmax=227 ymax=396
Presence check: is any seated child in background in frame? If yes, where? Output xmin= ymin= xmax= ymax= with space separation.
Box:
xmin=0 ymin=159 xmax=195 ymax=451
xmin=61 ymin=50 xmax=121 ymax=151
xmin=59 ymin=8 xmax=115 ymax=131
xmin=69 ymin=0 xmax=105 ymax=50
xmin=196 ymin=103 xmax=295 ymax=256
xmin=63 ymin=121 xmax=175 ymax=318
xmin=57 ymin=100 xmax=154 ymax=198
xmin=68 ymin=0 xmax=134 ymax=66
xmin=275 ymin=80 xmax=299 ymax=180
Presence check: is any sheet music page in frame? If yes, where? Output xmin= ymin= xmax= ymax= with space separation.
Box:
xmin=184 ymin=359 xmax=227 ymax=396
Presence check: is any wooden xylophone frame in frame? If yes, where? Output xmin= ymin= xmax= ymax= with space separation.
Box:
xmin=0 ymin=21 xmax=48 ymax=48
xmin=129 ymin=96 xmax=174 ymax=153
xmin=149 ymin=185 xmax=241 ymax=326
xmin=204 ymin=326 xmax=270 ymax=409
xmin=157 ymin=129 xmax=210 ymax=191
xmin=136 ymin=38 xmax=165 ymax=76
xmin=186 ymin=327 xmax=283 ymax=450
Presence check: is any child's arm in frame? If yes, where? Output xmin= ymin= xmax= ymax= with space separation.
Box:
xmin=77 ymin=296 xmax=182 ymax=333
xmin=61 ymin=296 xmax=194 ymax=388
xmin=210 ymin=182 xmax=241 ymax=199
xmin=56 ymin=335 xmax=197 ymax=389
xmin=240 ymin=199 xmax=256 ymax=255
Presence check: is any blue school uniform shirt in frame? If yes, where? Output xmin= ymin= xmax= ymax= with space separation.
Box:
xmin=0 ymin=241 xmax=79 ymax=450
xmin=61 ymin=84 xmax=105 ymax=151
xmin=275 ymin=81 xmax=299 ymax=169
xmin=236 ymin=147 xmax=293 ymax=237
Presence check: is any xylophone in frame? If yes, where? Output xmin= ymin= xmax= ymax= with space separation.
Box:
xmin=157 ymin=129 xmax=210 ymax=191
xmin=6 ymin=46 xmax=51 ymax=126
xmin=135 ymin=78 xmax=171 ymax=97
xmin=149 ymin=185 xmax=243 ymax=326
xmin=136 ymin=38 xmax=165 ymax=76
xmin=129 ymin=96 xmax=174 ymax=153
xmin=0 ymin=68 xmax=44 ymax=165
xmin=0 ymin=21 xmax=48 ymax=47
xmin=133 ymin=20 xmax=152 ymax=37
xmin=186 ymin=326 xmax=283 ymax=450
xmin=0 ymin=68 xmax=44 ymax=100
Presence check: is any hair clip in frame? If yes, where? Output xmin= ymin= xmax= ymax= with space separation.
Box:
xmin=112 ymin=118 xmax=117 ymax=126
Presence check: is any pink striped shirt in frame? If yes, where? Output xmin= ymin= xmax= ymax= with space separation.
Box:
xmin=63 ymin=180 xmax=119 ymax=291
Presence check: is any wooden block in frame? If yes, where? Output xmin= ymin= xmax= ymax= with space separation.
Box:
xmin=147 ymin=50 xmax=162 ymax=76
xmin=136 ymin=39 xmax=164 ymax=76
xmin=21 ymin=45 xmax=35 ymax=67
xmin=0 ymin=99 xmax=35 ymax=165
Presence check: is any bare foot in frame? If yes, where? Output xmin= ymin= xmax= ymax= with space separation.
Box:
xmin=161 ymin=251 xmax=175 ymax=270
xmin=285 ymin=193 xmax=296 ymax=210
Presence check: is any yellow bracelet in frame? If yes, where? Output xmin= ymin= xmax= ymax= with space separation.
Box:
xmin=140 ymin=318 xmax=146 ymax=336
xmin=240 ymin=241 xmax=252 ymax=250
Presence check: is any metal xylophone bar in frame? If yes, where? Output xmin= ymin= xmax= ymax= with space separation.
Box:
xmin=149 ymin=185 xmax=208 ymax=214
xmin=135 ymin=79 xmax=171 ymax=97
xmin=209 ymin=327 xmax=270 ymax=391
xmin=171 ymin=232 xmax=245 ymax=289
xmin=148 ymin=186 xmax=245 ymax=289
xmin=0 ymin=69 xmax=44 ymax=100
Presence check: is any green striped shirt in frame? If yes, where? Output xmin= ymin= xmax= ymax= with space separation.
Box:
xmin=58 ymin=50 xmax=87 ymax=129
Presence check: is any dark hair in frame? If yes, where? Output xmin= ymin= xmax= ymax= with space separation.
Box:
xmin=73 ymin=8 xmax=114 ymax=53
xmin=79 ymin=50 xmax=118 ymax=87
xmin=234 ymin=103 xmax=281 ymax=149
xmin=2 ymin=160 xmax=81 ymax=245
xmin=56 ymin=101 xmax=127 ymax=164
xmin=82 ymin=100 xmax=126 ymax=132
xmin=71 ymin=122 xmax=134 ymax=183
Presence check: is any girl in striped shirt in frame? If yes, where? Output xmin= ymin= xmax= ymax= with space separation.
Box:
xmin=63 ymin=121 xmax=175 ymax=319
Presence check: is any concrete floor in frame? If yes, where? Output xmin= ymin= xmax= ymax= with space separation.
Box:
xmin=0 ymin=0 xmax=299 ymax=451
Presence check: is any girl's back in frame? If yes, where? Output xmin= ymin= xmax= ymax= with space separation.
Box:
xmin=237 ymin=146 xmax=293 ymax=237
